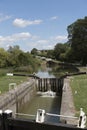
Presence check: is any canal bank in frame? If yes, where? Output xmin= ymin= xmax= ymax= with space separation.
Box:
xmin=60 ymin=76 xmax=78 ymax=126
xmin=0 ymin=78 xmax=36 ymax=114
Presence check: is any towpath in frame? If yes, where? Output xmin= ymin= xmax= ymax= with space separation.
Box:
xmin=60 ymin=76 xmax=78 ymax=126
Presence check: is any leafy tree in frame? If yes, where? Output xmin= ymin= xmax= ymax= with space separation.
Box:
xmin=46 ymin=50 xmax=54 ymax=59
xmin=0 ymin=48 xmax=9 ymax=67
xmin=67 ymin=17 xmax=87 ymax=65
xmin=31 ymin=48 xmax=38 ymax=55
xmin=53 ymin=43 xmax=68 ymax=61
xmin=7 ymin=45 xmax=22 ymax=67
xmin=0 ymin=45 xmax=40 ymax=73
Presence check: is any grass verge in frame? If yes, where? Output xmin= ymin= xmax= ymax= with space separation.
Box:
xmin=0 ymin=75 xmax=28 ymax=93
xmin=70 ymin=74 xmax=87 ymax=115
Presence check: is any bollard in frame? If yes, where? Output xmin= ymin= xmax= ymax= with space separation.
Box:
xmin=4 ymin=110 xmax=13 ymax=118
xmin=0 ymin=110 xmax=3 ymax=130
xmin=78 ymin=108 xmax=86 ymax=128
xmin=0 ymin=110 xmax=3 ymax=115
xmin=2 ymin=109 xmax=13 ymax=130
xmin=36 ymin=109 xmax=45 ymax=123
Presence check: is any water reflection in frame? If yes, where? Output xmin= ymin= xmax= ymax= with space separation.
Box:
xmin=36 ymin=67 xmax=55 ymax=78
xmin=36 ymin=70 xmax=55 ymax=78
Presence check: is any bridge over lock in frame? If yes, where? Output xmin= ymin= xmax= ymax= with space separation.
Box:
xmin=36 ymin=78 xmax=64 ymax=95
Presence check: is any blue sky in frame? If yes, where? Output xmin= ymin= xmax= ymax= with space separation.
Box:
xmin=0 ymin=0 xmax=87 ymax=51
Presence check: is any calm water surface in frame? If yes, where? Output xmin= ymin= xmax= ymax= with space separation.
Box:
xmin=19 ymin=95 xmax=61 ymax=123
xmin=36 ymin=67 xmax=55 ymax=78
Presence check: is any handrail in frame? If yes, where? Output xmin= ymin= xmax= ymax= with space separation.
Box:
xmin=15 ymin=112 xmax=78 ymax=119
xmin=46 ymin=113 xmax=78 ymax=119
xmin=15 ymin=113 xmax=36 ymax=117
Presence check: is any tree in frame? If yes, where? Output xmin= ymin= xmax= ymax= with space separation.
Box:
xmin=7 ymin=45 xmax=22 ymax=67
xmin=31 ymin=48 xmax=38 ymax=55
xmin=0 ymin=48 xmax=9 ymax=67
xmin=67 ymin=17 xmax=87 ymax=65
xmin=53 ymin=43 xmax=68 ymax=61
xmin=47 ymin=50 xmax=54 ymax=59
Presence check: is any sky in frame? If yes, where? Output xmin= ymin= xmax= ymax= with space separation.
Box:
xmin=0 ymin=0 xmax=87 ymax=52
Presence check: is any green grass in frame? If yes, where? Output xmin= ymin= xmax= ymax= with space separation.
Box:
xmin=0 ymin=75 xmax=28 ymax=93
xmin=70 ymin=74 xmax=87 ymax=115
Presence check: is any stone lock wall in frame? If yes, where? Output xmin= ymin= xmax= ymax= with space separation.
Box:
xmin=0 ymin=78 xmax=37 ymax=114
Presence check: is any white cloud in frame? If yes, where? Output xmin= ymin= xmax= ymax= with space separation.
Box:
xmin=26 ymin=35 xmax=68 ymax=51
xmin=0 ymin=13 xmax=11 ymax=22
xmin=11 ymin=32 xmax=31 ymax=40
xmin=55 ymin=35 xmax=67 ymax=41
xmin=51 ymin=35 xmax=67 ymax=43
xmin=26 ymin=39 xmax=51 ymax=51
xmin=37 ymin=40 xmax=49 ymax=44
xmin=0 ymin=32 xmax=31 ymax=44
xmin=0 ymin=32 xmax=68 ymax=51
xmin=50 ymin=16 xmax=58 ymax=20
xmin=37 ymin=40 xmax=51 ymax=49
xmin=13 ymin=18 xmax=43 ymax=28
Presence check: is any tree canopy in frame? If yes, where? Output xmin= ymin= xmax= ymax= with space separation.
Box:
xmin=53 ymin=43 xmax=68 ymax=61
xmin=67 ymin=17 xmax=87 ymax=65
xmin=0 ymin=45 xmax=40 ymax=73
